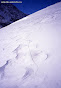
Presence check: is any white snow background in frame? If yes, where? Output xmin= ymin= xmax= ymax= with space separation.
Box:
xmin=0 ymin=2 xmax=61 ymax=88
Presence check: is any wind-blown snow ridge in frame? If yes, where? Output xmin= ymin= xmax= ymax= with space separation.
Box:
xmin=0 ymin=2 xmax=61 ymax=88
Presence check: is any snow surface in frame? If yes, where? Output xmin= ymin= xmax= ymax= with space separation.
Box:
xmin=0 ymin=2 xmax=61 ymax=88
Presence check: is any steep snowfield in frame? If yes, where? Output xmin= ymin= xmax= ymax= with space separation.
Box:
xmin=0 ymin=2 xmax=61 ymax=88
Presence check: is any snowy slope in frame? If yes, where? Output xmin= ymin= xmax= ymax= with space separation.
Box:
xmin=0 ymin=2 xmax=61 ymax=88
xmin=0 ymin=3 xmax=27 ymax=28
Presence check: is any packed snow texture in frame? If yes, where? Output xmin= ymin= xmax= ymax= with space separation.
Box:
xmin=0 ymin=2 xmax=61 ymax=88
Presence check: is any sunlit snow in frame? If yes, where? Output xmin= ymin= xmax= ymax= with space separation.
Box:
xmin=0 ymin=2 xmax=61 ymax=88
